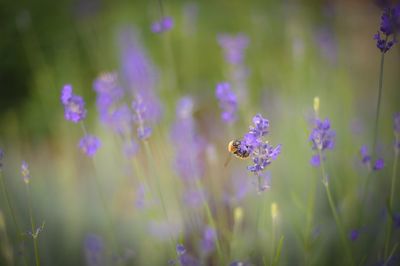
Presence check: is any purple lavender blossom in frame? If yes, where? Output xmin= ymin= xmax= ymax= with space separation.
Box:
xmin=309 ymin=118 xmax=335 ymax=167
xmin=201 ymin=226 xmax=217 ymax=255
xmin=123 ymin=139 xmax=139 ymax=158
xmin=215 ymin=82 xmax=238 ymax=123
xmin=93 ymin=72 xmax=129 ymax=134
xmin=151 ymin=16 xmax=174 ymax=33
xmin=374 ymin=5 xmax=400 ymax=53
xmin=394 ymin=213 xmax=400 ymax=228
xmin=119 ymin=28 xmax=162 ymax=123
xmin=349 ymin=229 xmax=360 ymax=241
xmin=132 ymin=95 xmax=152 ymax=140
xmin=173 ymin=244 xmax=200 ymax=266
xmin=171 ymin=97 xmax=205 ymax=181
xmin=314 ymin=27 xmax=337 ymax=64
xmin=373 ymin=158 xmax=385 ymax=170
xmin=84 ymin=234 xmax=104 ymax=266
xmin=217 ymin=34 xmax=249 ymax=65
xmin=21 ymin=161 xmax=30 ymax=184
xmin=359 ymin=145 xmax=384 ymax=171
xmin=61 ymin=84 xmax=87 ymax=123
xmin=240 ymin=114 xmax=281 ymax=192
xmin=360 ymin=145 xmax=371 ymax=164
xmin=79 ymin=135 xmax=101 ymax=157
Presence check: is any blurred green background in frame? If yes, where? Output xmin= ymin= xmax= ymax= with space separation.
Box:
xmin=0 ymin=0 xmax=399 ymax=265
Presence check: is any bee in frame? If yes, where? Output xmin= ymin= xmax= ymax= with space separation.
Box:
xmin=224 ymin=139 xmax=250 ymax=167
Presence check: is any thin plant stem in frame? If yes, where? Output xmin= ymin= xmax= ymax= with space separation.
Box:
xmin=319 ymin=151 xmax=354 ymax=266
xmin=0 ymin=171 xmax=28 ymax=266
xmin=384 ymin=135 xmax=399 ymax=258
xmin=143 ymin=141 xmax=176 ymax=255
xmin=79 ymin=122 xmax=121 ymax=260
xmin=373 ymin=52 xmax=385 ymax=155
xmin=25 ymin=183 xmax=40 ymax=266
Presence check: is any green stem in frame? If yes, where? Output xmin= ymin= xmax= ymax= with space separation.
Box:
xmin=373 ymin=52 xmax=385 ymax=156
xmin=304 ymin=173 xmax=317 ymax=265
xmin=143 ymin=141 xmax=176 ymax=255
xmin=384 ymin=135 xmax=399 ymax=258
xmin=0 ymin=171 xmax=28 ymax=266
xmin=25 ymin=184 xmax=40 ymax=266
xmin=319 ymin=151 xmax=354 ymax=266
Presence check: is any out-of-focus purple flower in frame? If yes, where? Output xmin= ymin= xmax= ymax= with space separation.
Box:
xmin=394 ymin=213 xmax=400 ymax=228
xmin=373 ymin=158 xmax=384 ymax=170
xmin=61 ymin=84 xmax=87 ymax=123
xmin=79 ymin=135 xmax=101 ymax=157
xmin=201 ymin=226 xmax=217 ymax=254
xmin=173 ymin=244 xmax=200 ymax=266
xmin=171 ymin=97 xmax=205 ymax=181
xmin=119 ymin=28 xmax=162 ymax=122
xmin=84 ymin=234 xmax=104 ymax=266
xmin=239 ymin=114 xmax=280 ymax=192
xmin=230 ymin=261 xmax=251 ymax=266
xmin=132 ymin=95 xmax=152 ymax=140
xmin=314 ymin=27 xmax=337 ymax=64
xmin=359 ymin=145 xmax=384 ymax=171
xmin=349 ymin=229 xmax=360 ymax=241
xmin=123 ymin=139 xmax=139 ymax=158
xmin=183 ymin=189 xmax=206 ymax=208
xmin=151 ymin=16 xmax=174 ymax=33
xmin=93 ymin=72 xmax=131 ymax=134
xmin=21 ymin=161 xmax=30 ymax=184
xmin=360 ymin=145 xmax=371 ymax=164
xmin=215 ymin=82 xmax=238 ymax=123
xmin=0 ymin=149 xmax=3 ymax=170
xmin=374 ymin=5 xmax=400 ymax=53
xmin=310 ymin=154 xmax=321 ymax=167
xmin=217 ymin=34 xmax=249 ymax=65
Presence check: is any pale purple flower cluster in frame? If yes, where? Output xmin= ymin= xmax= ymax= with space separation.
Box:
xmin=241 ymin=114 xmax=281 ymax=192
xmin=171 ymin=97 xmax=206 ymax=207
xmin=217 ymin=34 xmax=249 ymax=65
xmin=79 ymin=135 xmax=101 ymax=157
xmin=151 ymin=16 xmax=173 ymax=33
xmin=61 ymin=84 xmax=87 ymax=123
xmin=309 ymin=118 xmax=335 ymax=167
xmin=119 ymin=28 xmax=162 ymax=123
xmin=215 ymin=82 xmax=238 ymax=123
xmin=359 ymin=145 xmax=384 ymax=171
xmin=61 ymin=84 xmax=101 ymax=157
xmin=84 ymin=234 xmax=104 ymax=266
xmin=217 ymin=33 xmax=249 ymax=103
xmin=374 ymin=5 xmax=400 ymax=53
xmin=132 ymin=95 xmax=152 ymax=140
xmin=169 ymin=244 xmax=199 ymax=266
xmin=171 ymin=97 xmax=205 ymax=181
xmin=201 ymin=226 xmax=217 ymax=255
xmin=93 ymin=72 xmax=130 ymax=134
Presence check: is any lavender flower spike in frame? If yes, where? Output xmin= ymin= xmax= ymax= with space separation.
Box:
xmin=61 ymin=84 xmax=87 ymax=123
xmin=215 ymin=82 xmax=238 ymax=123
xmin=309 ymin=118 xmax=335 ymax=167
xmin=151 ymin=16 xmax=174 ymax=33
xmin=240 ymin=114 xmax=281 ymax=192
xmin=374 ymin=5 xmax=400 ymax=53
xmin=79 ymin=135 xmax=101 ymax=157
